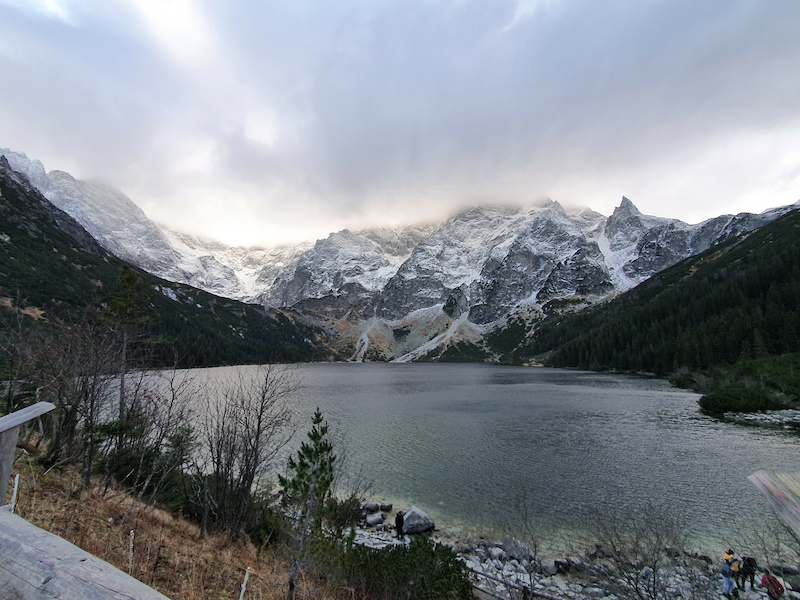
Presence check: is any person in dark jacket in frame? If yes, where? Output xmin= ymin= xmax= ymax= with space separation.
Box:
xmin=395 ymin=511 xmax=404 ymax=540
xmin=737 ymin=555 xmax=757 ymax=590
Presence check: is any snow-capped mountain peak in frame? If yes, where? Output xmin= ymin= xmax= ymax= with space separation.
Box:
xmin=3 ymin=146 xmax=795 ymax=361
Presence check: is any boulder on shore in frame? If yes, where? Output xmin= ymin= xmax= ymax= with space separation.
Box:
xmin=402 ymin=506 xmax=435 ymax=534
xmin=366 ymin=513 xmax=384 ymax=527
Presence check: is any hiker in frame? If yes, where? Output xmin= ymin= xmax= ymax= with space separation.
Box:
xmin=395 ymin=510 xmax=404 ymax=540
xmin=737 ymin=555 xmax=758 ymax=590
xmin=721 ymin=549 xmax=739 ymax=598
xmin=758 ymin=569 xmax=785 ymax=599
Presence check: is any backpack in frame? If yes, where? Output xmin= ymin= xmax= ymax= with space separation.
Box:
xmin=766 ymin=574 xmax=785 ymax=598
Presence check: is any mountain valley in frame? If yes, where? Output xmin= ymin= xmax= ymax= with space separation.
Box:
xmin=1 ymin=147 xmax=797 ymax=363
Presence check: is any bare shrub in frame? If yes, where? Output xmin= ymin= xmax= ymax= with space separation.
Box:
xmin=587 ymin=501 xmax=716 ymax=600
xmin=498 ymin=487 xmax=544 ymax=599
xmin=23 ymin=320 xmax=120 ymax=486
xmin=199 ymin=365 xmax=296 ymax=535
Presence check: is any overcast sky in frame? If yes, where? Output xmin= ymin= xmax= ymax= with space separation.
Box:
xmin=1 ymin=1 xmax=799 ymax=246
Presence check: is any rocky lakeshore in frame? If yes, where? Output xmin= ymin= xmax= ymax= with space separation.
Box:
xmin=722 ymin=409 xmax=800 ymax=430
xmin=353 ymin=504 xmax=800 ymax=599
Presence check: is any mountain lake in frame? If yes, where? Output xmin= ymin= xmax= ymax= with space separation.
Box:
xmin=184 ymin=362 xmax=799 ymax=556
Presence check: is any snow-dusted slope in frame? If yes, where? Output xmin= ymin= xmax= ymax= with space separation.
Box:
xmin=374 ymin=202 xmax=608 ymax=322
xmin=0 ymin=148 xmax=314 ymax=302
xmin=46 ymin=171 xmax=183 ymax=273
xmin=2 ymin=148 xmax=185 ymax=281
xmin=161 ymin=228 xmax=312 ymax=303
xmin=262 ymin=224 xmax=435 ymax=308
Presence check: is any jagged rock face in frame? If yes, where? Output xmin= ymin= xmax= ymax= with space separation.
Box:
xmin=377 ymin=205 xmax=534 ymax=320
xmin=622 ymin=222 xmax=695 ymax=279
xmin=616 ymin=209 xmax=786 ymax=281
xmin=0 ymin=156 xmax=105 ymax=254
xmin=292 ymin=282 xmax=378 ymax=322
xmin=45 ymin=171 xmax=181 ymax=272
xmin=2 ymin=147 xmax=184 ymax=279
xmin=536 ymin=243 xmax=614 ymax=303
xmin=264 ymin=227 xmax=426 ymax=308
xmin=604 ymin=196 xmax=665 ymax=251
xmin=466 ymin=203 xmax=611 ymax=323
xmin=0 ymin=150 xmax=51 ymax=192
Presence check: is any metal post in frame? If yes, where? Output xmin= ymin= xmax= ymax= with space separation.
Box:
xmin=9 ymin=474 xmax=19 ymax=513
xmin=239 ymin=566 xmax=251 ymax=600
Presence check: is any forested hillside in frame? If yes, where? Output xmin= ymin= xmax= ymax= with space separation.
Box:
xmin=0 ymin=157 xmax=333 ymax=368
xmin=521 ymin=208 xmax=800 ymax=410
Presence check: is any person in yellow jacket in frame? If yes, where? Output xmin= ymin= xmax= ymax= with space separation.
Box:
xmin=721 ymin=549 xmax=740 ymax=598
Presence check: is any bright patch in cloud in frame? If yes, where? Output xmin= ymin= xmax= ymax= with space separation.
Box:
xmin=128 ymin=0 xmax=217 ymax=68
xmin=0 ymin=0 xmax=74 ymax=23
xmin=244 ymin=108 xmax=281 ymax=147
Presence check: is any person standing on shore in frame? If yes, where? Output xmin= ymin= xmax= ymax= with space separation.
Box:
xmin=721 ymin=550 xmax=739 ymax=598
xmin=395 ymin=511 xmax=404 ymax=540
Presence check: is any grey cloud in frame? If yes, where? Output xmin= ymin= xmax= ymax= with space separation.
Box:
xmin=218 ymin=0 xmax=800 ymax=206
xmin=1 ymin=0 xmax=799 ymax=243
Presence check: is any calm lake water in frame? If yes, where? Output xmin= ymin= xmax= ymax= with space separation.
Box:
xmin=193 ymin=363 xmax=799 ymax=553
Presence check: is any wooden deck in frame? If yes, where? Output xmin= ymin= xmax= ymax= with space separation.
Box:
xmin=749 ymin=471 xmax=800 ymax=538
xmin=1 ymin=403 xmax=171 ymax=598
xmin=0 ymin=509 xmax=171 ymax=599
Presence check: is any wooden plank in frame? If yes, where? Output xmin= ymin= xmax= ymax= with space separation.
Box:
xmin=0 ymin=402 xmax=56 ymax=433
xmin=0 ymin=510 xmax=171 ymax=599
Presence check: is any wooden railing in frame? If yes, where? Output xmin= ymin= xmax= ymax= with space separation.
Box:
xmin=0 ymin=401 xmax=173 ymax=598
xmin=0 ymin=401 xmax=55 ymax=508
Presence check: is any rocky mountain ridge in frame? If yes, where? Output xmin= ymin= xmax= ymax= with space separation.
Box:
xmin=3 ymin=147 xmax=796 ymax=361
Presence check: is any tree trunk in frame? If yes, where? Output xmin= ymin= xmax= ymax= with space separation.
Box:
xmin=287 ymin=503 xmax=313 ymax=600
xmin=119 ymin=330 xmax=128 ymax=421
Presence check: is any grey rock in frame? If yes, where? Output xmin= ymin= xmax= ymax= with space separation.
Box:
xmin=401 ymin=506 xmax=435 ymax=534
xmin=554 ymin=559 xmax=571 ymax=573
xmin=490 ymin=546 xmax=505 ymax=560
xmin=542 ymin=564 xmax=559 ymax=577
xmin=502 ymin=536 xmax=534 ymax=562
xmin=365 ymin=513 xmax=384 ymax=526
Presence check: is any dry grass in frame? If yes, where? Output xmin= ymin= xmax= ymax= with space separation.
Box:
xmin=10 ymin=449 xmax=329 ymax=600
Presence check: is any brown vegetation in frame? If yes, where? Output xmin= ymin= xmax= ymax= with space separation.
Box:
xmin=12 ymin=453 xmax=315 ymax=600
